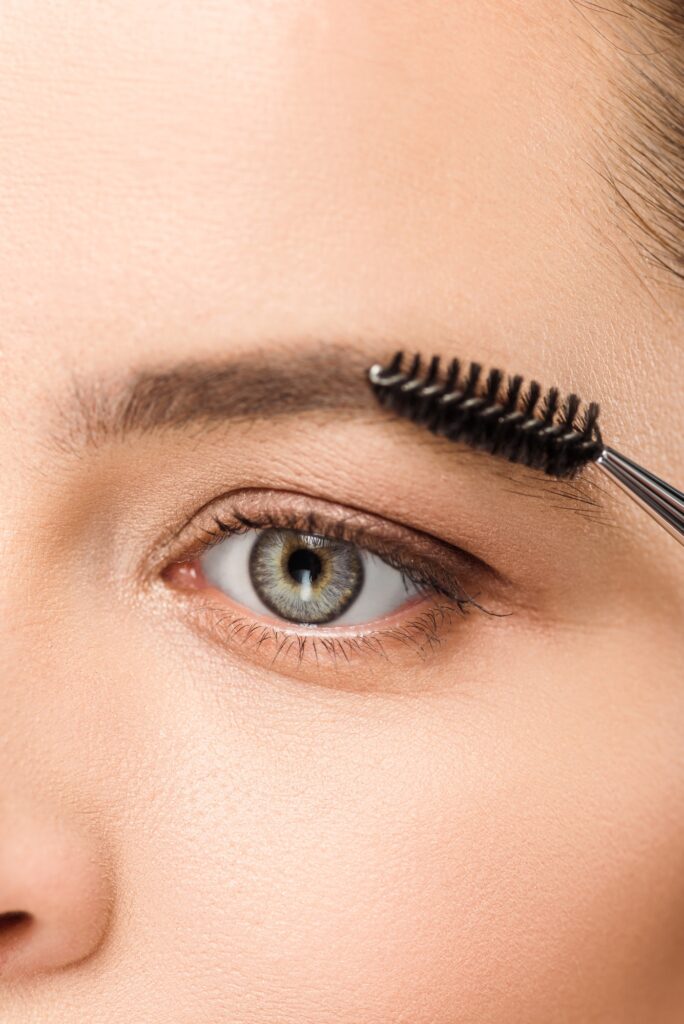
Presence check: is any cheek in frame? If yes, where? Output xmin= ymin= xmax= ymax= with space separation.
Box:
xmin=106 ymin=676 xmax=683 ymax=1024
xmin=22 ymin=600 xmax=682 ymax=1022
xmin=245 ymin=708 xmax=684 ymax=1024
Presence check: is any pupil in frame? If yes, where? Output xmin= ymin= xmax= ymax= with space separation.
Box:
xmin=287 ymin=547 xmax=322 ymax=587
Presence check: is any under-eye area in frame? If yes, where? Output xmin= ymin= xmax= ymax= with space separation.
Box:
xmin=153 ymin=488 xmax=511 ymax=682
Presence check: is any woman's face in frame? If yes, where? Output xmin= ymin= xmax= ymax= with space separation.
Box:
xmin=1 ymin=2 xmax=682 ymax=1020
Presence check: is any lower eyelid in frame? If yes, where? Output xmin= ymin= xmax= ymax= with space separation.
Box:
xmin=161 ymin=579 xmax=469 ymax=691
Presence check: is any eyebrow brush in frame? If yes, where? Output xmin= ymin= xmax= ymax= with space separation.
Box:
xmin=367 ymin=352 xmax=684 ymax=545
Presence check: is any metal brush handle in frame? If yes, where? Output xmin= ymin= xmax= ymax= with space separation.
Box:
xmin=596 ymin=447 xmax=684 ymax=545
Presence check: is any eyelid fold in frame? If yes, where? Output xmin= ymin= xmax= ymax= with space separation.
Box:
xmin=156 ymin=487 xmax=497 ymax=610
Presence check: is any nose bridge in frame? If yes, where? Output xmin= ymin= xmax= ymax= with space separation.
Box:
xmin=0 ymin=514 xmax=52 ymax=676
xmin=0 ymin=414 xmax=64 ymax=671
xmin=0 ymin=598 xmax=116 ymax=983
xmin=0 ymin=421 xmax=115 ymax=982
xmin=0 ymin=478 xmax=31 ymax=674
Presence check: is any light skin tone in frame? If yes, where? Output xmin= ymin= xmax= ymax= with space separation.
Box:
xmin=0 ymin=1 xmax=683 ymax=1021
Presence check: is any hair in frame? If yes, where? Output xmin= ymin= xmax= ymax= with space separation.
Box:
xmin=582 ymin=1 xmax=684 ymax=290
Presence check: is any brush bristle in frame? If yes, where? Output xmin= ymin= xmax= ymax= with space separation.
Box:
xmin=367 ymin=351 xmax=603 ymax=478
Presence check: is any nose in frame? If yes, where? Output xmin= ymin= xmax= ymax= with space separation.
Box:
xmin=0 ymin=805 xmax=113 ymax=980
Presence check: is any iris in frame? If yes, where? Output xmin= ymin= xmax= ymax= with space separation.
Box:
xmin=249 ymin=530 xmax=364 ymax=624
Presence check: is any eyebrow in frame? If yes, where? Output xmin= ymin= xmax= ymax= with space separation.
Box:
xmin=54 ymin=341 xmax=607 ymax=520
xmin=57 ymin=343 xmax=379 ymax=450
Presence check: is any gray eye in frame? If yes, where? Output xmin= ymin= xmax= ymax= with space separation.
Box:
xmin=200 ymin=527 xmax=422 ymax=627
xmin=248 ymin=530 xmax=363 ymax=624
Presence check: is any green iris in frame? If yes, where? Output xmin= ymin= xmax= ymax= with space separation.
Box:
xmin=249 ymin=529 xmax=364 ymax=624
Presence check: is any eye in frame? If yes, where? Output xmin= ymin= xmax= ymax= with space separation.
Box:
xmin=200 ymin=527 xmax=423 ymax=626
xmin=155 ymin=489 xmax=506 ymax=680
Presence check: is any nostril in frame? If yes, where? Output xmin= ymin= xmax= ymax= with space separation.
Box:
xmin=0 ymin=911 xmax=31 ymax=931
xmin=0 ymin=911 xmax=32 ymax=946
xmin=0 ymin=819 xmax=114 ymax=978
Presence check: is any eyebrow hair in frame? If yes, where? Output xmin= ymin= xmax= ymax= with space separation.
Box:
xmin=54 ymin=341 xmax=607 ymax=521
xmin=57 ymin=343 xmax=379 ymax=450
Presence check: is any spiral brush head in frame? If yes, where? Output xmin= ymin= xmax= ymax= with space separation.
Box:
xmin=367 ymin=351 xmax=604 ymax=479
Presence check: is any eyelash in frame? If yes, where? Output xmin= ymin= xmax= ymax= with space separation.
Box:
xmin=202 ymin=598 xmax=464 ymax=670
xmin=156 ymin=491 xmax=503 ymax=676
xmin=209 ymin=511 xmax=477 ymax=607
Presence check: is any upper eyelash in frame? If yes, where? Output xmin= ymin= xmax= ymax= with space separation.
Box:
xmin=203 ymin=508 xmax=502 ymax=617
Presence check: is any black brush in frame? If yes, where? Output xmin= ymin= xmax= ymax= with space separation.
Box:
xmin=367 ymin=350 xmax=684 ymax=543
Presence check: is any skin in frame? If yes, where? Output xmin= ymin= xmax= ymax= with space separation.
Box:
xmin=0 ymin=1 xmax=683 ymax=1021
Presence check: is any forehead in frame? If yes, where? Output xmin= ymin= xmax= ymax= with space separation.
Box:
xmin=0 ymin=2 xmax=674 ymax=414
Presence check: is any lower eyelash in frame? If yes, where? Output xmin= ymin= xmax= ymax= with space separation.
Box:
xmin=202 ymin=598 xmax=467 ymax=670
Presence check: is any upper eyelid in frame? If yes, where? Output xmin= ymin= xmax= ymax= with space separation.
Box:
xmin=158 ymin=487 xmax=494 ymax=570
xmin=154 ymin=488 xmax=511 ymax=612
xmin=160 ymin=487 xmax=437 ymax=561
